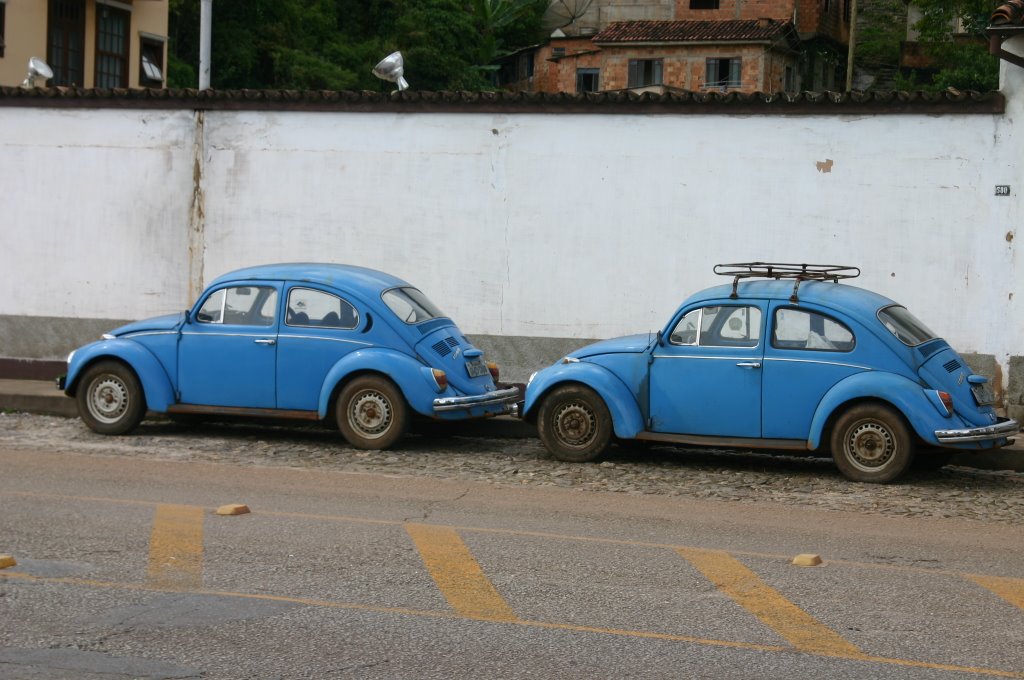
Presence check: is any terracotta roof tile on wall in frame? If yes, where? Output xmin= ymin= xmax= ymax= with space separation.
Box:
xmin=991 ymin=0 xmax=1024 ymax=25
xmin=0 ymin=86 xmax=1005 ymax=115
xmin=593 ymin=19 xmax=793 ymax=43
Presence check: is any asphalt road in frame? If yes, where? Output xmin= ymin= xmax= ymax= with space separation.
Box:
xmin=1 ymin=446 xmax=1022 ymax=680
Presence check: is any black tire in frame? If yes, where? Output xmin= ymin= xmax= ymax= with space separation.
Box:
xmin=76 ymin=361 xmax=146 ymax=435
xmin=336 ymin=376 xmax=409 ymax=450
xmin=830 ymin=404 xmax=914 ymax=483
xmin=536 ymin=385 xmax=612 ymax=462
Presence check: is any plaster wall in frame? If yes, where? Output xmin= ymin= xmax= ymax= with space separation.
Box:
xmin=0 ymin=87 xmax=1021 ymax=396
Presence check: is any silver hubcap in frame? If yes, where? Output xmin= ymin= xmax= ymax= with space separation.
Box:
xmin=845 ymin=421 xmax=896 ymax=471
xmin=348 ymin=390 xmax=392 ymax=439
xmin=87 ymin=376 xmax=130 ymax=424
xmin=553 ymin=401 xmax=596 ymax=448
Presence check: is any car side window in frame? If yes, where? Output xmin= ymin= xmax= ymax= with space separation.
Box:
xmin=772 ymin=308 xmax=854 ymax=352
xmin=287 ymin=288 xmax=358 ymax=329
xmin=669 ymin=306 xmax=761 ymax=348
xmin=195 ymin=286 xmax=277 ymax=326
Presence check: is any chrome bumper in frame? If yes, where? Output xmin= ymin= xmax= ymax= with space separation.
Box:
xmin=432 ymin=386 xmax=520 ymax=414
xmin=934 ymin=418 xmax=1019 ymax=444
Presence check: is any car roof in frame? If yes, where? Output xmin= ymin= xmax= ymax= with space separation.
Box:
xmin=207 ymin=263 xmax=411 ymax=294
xmin=685 ymin=279 xmax=899 ymax=318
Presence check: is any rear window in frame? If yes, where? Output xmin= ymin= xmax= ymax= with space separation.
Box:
xmin=877 ymin=305 xmax=937 ymax=346
xmin=382 ymin=287 xmax=445 ymax=324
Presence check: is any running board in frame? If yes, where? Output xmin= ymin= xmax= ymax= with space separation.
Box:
xmin=166 ymin=404 xmax=320 ymax=421
xmin=634 ymin=431 xmax=809 ymax=451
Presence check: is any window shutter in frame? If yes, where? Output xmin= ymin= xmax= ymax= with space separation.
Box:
xmin=628 ymin=60 xmax=639 ymax=88
xmin=653 ymin=60 xmax=663 ymax=85
xmin=729 ymin=59 xmax=741 ymax=87
xmin=706 ymin=58 xmax=718 ymax=86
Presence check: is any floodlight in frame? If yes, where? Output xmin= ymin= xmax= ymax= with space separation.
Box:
xmin=372 ymin=51 xmax=409 ymax=91
xmin=21 ymin=57 xmax=54 ymax=88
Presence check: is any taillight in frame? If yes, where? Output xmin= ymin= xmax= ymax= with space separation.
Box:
xmin=487 ymin=362 xmax=499 ymax=382
xmin=938 ymin=391 xmax=953 ymax=414
xmin=432 ymin=369 xmax=448 ymax=390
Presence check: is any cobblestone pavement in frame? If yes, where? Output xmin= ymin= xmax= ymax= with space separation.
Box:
xmin=2 ymin=412 xmax=1022 ymax=525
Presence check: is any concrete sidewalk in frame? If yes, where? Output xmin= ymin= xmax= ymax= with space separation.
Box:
xmin=2 ymin=379 xmax=1021 ymax=472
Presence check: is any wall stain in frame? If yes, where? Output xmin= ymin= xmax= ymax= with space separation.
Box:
xmin=816 ymin=159 xmax=834 ymax=173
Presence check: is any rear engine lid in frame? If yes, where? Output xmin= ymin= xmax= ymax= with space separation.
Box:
xmin=415 ymin=326 xmax=496 ymax=395
xmin=918 ymin=345 xmax=997 ymax=424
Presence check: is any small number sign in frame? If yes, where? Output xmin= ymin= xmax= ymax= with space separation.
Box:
xmin=995 ymin=185 xmax=1011 ymax=196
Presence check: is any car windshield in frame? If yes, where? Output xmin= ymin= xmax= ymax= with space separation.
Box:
xmin=382 ymin=287 xmax=445 ymax=324
xmin=877 ymin=305 xmax=937 ymax=346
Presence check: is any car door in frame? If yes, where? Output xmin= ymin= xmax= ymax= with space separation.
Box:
xmin=648 ymin=302 xmax=766 ymax=438
xmin=761 ymin=302 xmax=863 ymax=440
xmin=177 ymin=283 xmax=282 ymax=408
xmin=276 ymin=284 xmax=368 ymax=411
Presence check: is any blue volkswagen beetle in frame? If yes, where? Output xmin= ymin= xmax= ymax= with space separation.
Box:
xmin=523 ymin=263 xmax=1019 ymax=483
xmin=60 ymin=263 xmax=519 ymax=449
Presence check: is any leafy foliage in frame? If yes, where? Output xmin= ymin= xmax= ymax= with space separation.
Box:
xmin=904 ymin=0 xmax=1000 ymax=91
xmin=167 ymin=0 xmax=547 ymax=91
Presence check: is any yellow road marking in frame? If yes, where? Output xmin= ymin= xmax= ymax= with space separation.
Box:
xmin=147 ymin=504 xmax=204 ymax=590
xmin=968 ymin=575 xmax=1024 ymax=610
xmin=406 ymin=523 xmax=518 ymax=622
xmin=677 ymin=547 xmax=865 ymax=658
xmin=2 ymin=571 xmax=1022 ymax=679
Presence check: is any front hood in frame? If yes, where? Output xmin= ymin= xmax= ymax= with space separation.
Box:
xmin=567 ymin=333 xmax=655 ymax=360
xmin=109 ymin=313 xmax=185 ymax=337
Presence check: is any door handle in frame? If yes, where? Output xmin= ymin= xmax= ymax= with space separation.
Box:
xmin=736 ymin=361 xmax=761 ymax=369
xmin=254 ymin=338 xmax=276 ymax=346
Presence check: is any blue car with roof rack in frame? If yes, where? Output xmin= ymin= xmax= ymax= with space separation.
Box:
xmin=522 ymin=262 xmax=1019 ymax=482
xmin=59 ymin=263 xmax=520 ymax=449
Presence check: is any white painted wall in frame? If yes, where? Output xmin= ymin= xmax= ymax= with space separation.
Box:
xmin=1 ymin=66 xmax=1021 ymax=376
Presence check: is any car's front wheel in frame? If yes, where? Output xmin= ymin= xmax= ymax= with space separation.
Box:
xmin=336 ymin=376 xmax=409 ymax=450
xmin=537 ymin=385 xmax=612 ymax=462
xmin=76 ymin=361 xmax=146 ymax=435
xmin=830 ymin=404 xmax=914 ymax=483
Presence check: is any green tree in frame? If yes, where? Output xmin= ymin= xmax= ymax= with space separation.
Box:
xmin=905 ymin=0 xmax=1000 ymax=91
xmin=167 ymin=0 xmax=547 ymax=91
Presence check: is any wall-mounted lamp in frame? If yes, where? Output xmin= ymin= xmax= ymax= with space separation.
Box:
xmin=372 ymin=51 xmax=409 ymax=91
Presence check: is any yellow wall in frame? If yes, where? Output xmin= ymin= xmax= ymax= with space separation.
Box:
xmin=1 ymin=0 xmax=168 ymax=88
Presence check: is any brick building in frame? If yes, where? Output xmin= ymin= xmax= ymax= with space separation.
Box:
xmin=499 ymin=0 xmax=851 ymax=93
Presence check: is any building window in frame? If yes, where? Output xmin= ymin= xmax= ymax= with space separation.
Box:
xmin=784 ymin=65 xmax=795 ymax=93
xmin=689 ymin=0 xmax=720 ymax=8
xmin=0 ymin=3 xmax=6 ymax=58
xmin=48 ymin=0 xmax=86 ymax=86
xmin=96 ymin=3 xmax=130 ymax=88
xmin=705 ymin=57 xmax=741 ymax=89
xmin=627 ymin=59 xmax=662 ymax=88
xmin=576 ymin=68 xmax=599 ymax=93
xmin=552 ymin=47 xmax=565 ymax=58
xmin=139 ymin=37 xmax=164 ymax=87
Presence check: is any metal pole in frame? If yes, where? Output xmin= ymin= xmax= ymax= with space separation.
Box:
xmin=199 ymin=0 xmax=212 ymax=89
xmin=845 ymin=0 xmax=858 ymax=91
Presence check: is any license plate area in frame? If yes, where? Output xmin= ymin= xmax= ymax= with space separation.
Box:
xmin=465 ymin=357 xmax=489 ymax=378
xmin=971 ymin=382 xmax=995 ymax=406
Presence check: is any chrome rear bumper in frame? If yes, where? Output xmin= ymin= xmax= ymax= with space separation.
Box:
xmin=433 ymin=386 xmax=520 ymax=414
xmin=934 ymin=418 xmax=1019 ymax=444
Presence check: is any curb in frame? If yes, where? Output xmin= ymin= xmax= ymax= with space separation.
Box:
xmin=1 ymin=380 xmax=1020 ymax=472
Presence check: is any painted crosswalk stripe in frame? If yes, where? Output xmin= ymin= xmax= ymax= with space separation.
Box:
xmin=677 ymin=547 xmax=864 ymax=657
xmin=406 ymin=523 xmax=518 ymax=622
xmin=147 ymin=504 xmax=204 ymax=590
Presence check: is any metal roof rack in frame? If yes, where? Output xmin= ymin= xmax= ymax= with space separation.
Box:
xmin=713 ymin=262 xmax=860 ymax=303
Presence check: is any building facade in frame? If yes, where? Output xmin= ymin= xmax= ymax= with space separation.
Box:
xmin=0 ymin=0 xmax=168 ymax=89
xmin=502 ymin=0 xmax=851 ymax=93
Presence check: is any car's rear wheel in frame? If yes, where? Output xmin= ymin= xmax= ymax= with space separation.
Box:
xmin=830 ymin=404 xmax=914 ymax=483
xmin=537 ymin=385 xmax=611 ymax=463
xmin=336 ymin=376 xmax=408 ymax=450
xmin=76 ymin=361 xmax=146 ymax=435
